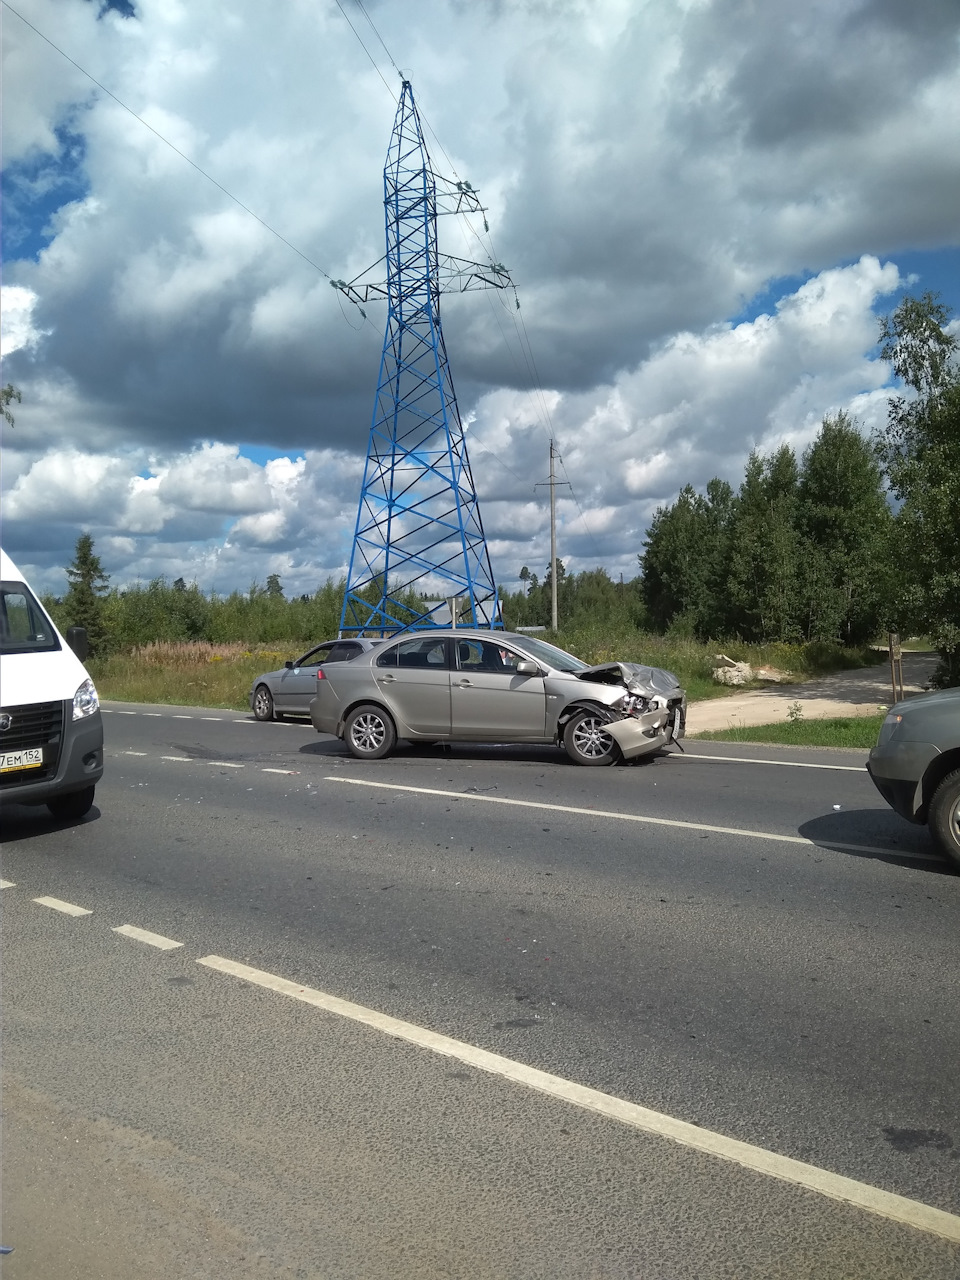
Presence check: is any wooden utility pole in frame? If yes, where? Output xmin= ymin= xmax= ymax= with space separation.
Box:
xmin=549 ymin=439 xmax=558 ymax=631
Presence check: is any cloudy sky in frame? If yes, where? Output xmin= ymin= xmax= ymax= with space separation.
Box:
xmin=2 ymin=0 xmax=959 ymax=598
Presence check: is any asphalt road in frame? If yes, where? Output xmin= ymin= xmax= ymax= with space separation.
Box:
xmin=2 ymin=703 xmax=959 ymax=1279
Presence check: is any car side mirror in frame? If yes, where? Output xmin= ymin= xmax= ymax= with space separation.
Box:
xmin=284 ymin=660 xmax=294 ymax=669
xmin=66 ymin=626 xmax=89 ymax=661
xmin=515 ymin=660 xmax=540 ymax=675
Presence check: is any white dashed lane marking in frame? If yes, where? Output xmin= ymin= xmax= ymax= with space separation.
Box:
xmin=198 ymin=954 xmax=960 ymax=1245
xmin=161 ymin=756 xmax=192 ymax=762
xmin=207 ymin=762 xmax=244 ymax=768
xmin=33 ymin=896 xmax=92 ymax=917
xmin=113 ymin=924 xmax=183 ymax=950
xmin=1 ymin=879 xmax=17 ymax=889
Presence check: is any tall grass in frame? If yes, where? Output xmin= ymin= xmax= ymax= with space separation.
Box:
xmin=88 ymin=632 xmax=884 ymax=713
xmin=89 ymin=641 xmax=296 ymax=711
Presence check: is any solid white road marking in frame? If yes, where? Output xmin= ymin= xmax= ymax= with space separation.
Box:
xmin=0 ymin=880 xmax=17 ymax=889
xmin=112 ymin=924 xmax=182 ymax=950
xmin=679 ymin=752 xmax=866 ymax=773
xmin=197 ymin=954 xmax=960 ymax=1244
xmin=325 ymin=777 xmax=936 ymax=861
xmin=33 ymin=896 xmax=92 ymax=917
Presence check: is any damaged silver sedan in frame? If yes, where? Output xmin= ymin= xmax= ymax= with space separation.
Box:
xmin=309 ymin=629 xmax=685 ymax=765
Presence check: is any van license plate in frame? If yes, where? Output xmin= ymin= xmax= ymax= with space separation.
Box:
xmin=0 ymin=748 xmax=43 ymax=772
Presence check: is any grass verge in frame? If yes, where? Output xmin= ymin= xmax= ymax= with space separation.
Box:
xmin=690 ymin=714 xmax=885 ymax=749
xmin=87 ymin=635 xmax=887 ymax=716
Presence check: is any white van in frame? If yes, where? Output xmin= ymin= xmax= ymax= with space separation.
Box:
xmin=0 ymin=548 xmax=103 ymax=819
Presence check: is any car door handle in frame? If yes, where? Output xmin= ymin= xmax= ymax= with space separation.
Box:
xmin=379 ymin=674 xmax=396 ymax=684
xmin=456 ymin=678 xmax=472 ymax=688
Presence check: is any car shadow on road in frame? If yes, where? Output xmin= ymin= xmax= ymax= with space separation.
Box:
xmin=798 ymin=810 xmax=957 ymax=874
xmin=0 ymin=804 xmax=101 ymax=844
xmin=298 ymin=738 xmax=571 ymax=766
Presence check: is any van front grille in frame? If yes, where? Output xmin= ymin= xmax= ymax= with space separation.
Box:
xmin=0 ymin=700 xmax=64 ymax=787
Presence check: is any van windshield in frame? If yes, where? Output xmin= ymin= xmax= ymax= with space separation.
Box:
xmin=0 ymin=580 xmax=62 ymax=655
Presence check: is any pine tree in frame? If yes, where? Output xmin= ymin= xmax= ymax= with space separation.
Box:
xmin=63 ymin=534 xmax=110 ymax=656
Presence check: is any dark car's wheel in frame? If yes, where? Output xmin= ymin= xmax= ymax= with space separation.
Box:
xmin=929 ymin=769 xmax=960 ymax=868
xmin=47 ymin=786 xmax=96 ymax=821
xmin=344 ymin=704 xmax=397 ymax=760
xmin=563 ymin=709 xmax=621 ymax=766
xmin=253 ymin=684 xmax=277 ymax=721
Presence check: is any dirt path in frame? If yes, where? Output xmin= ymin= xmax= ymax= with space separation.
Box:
xmin=685 ymin=651 xmax=939 ymax=734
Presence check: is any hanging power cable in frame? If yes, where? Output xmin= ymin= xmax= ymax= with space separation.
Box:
xmin=2 ymin=1 xmax=346 ymax=289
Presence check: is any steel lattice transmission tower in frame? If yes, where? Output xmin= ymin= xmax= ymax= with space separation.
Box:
xmin=333 ymin=80 xmax=514 ymax=635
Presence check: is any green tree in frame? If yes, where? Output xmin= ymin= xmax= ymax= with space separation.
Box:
xmin=63 ymin=534 xmax=110 ymax=656
xmin=877 ymin=292 xmax=960 ymax=685
xmin=724 ymin=447 xmax=802 ymax=642
xmin=797 ymin=412 xmax=894 ymax=645
xmin=266 ymin=573 xmax=284 ymax=598
xmin=1 ymin=384 xmax=21 ymax=427
xmin=640 ymin=480 xmax=734 ymax=637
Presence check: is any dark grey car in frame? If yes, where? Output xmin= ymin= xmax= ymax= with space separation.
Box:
xmin=867 ymin=685 xmax=960 ymax=868
xmin=249 ymin=638 xmax=381 ymax=721
xmin=309 ymin=629 xmax=685 ymax=765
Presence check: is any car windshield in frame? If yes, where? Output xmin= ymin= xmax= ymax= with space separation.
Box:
xmin=510 ymin=634 xmax=588 ymax=673
xmin=0 ymin=580 xmax=61 ymax=655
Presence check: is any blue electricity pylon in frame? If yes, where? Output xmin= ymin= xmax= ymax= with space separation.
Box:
xmin=334 ymin=80 xmax=513 ymax=636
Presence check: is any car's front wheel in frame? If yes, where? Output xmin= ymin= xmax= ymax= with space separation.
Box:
xmin=344 ymin=704 xmax=397 ymax=760
xmin=563 ymin=709 xmax=621 ymax=766
xmin=929 ymin=768 xmax=960 ymax=868
xmin=253 ymin=685 xmax=277 ymax=721
xmin=47 ymin=786 xmax=96 ymax=821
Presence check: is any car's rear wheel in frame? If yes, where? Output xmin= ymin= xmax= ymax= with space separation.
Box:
xmin=253 ymin=685 xmax=276 ymax=721
xmin=47 ymin=786 xmax=96 ymax=821
xmin=929 ymin=769 xmax=960 ymax=868
xmin=344 ymin=704 xmax=397 ymax=760
xmin=563 ymin=709 xmax=621 ymax=766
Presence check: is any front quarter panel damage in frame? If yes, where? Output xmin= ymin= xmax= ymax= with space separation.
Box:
xmin=572 ymin=662 xmax=686 ymax=758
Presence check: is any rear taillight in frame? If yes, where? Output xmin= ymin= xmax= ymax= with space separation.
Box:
xmin=317 ymin=668 xmax=325 ymax=680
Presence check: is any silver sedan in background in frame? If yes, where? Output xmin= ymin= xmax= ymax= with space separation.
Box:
xmin=309 ymin=629 xmax=686 ymax=765
xmin=249 ymin=638 xmax=382 ymax=721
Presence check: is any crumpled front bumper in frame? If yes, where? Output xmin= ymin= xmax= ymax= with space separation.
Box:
xmin=605 ymin=706 xmax=681 ymax=759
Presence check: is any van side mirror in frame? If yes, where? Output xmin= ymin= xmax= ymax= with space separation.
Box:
xmin=66 ymin=626 xmax=89 ymax=661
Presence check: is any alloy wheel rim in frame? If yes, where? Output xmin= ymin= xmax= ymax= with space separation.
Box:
xmin=573 ymin=717 xmax=613 ymax=758
xmin=353 ymin=714 xmax=385 ymax=751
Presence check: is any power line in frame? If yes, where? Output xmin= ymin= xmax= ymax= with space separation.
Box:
xmin=331 ymin=0 xmax=398 ymax=101
xmin=2 ymin=1 xmax=338 ymax=283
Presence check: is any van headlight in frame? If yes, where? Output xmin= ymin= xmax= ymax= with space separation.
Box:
xmin=72 ymin=677 xmax=100 ymax=720
xmin=876 ymin=711 xmax=903 ymax=746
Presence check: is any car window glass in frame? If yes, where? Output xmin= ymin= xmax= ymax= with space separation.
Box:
xmin=324 ymin=643 xmax=360 ymax=663
xmin=0 ymin=581 xmax=60 ymax=655
xmin=456 ymin=640 xmax=524 ymax=673
xmin=378 ymin=637 xmax=449 ymax=669
xmin=296 ymin=645 xmax=333 ymax=669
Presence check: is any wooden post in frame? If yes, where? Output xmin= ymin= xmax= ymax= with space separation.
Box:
xmin=888 ymin=632 xmax=904 ymax=704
